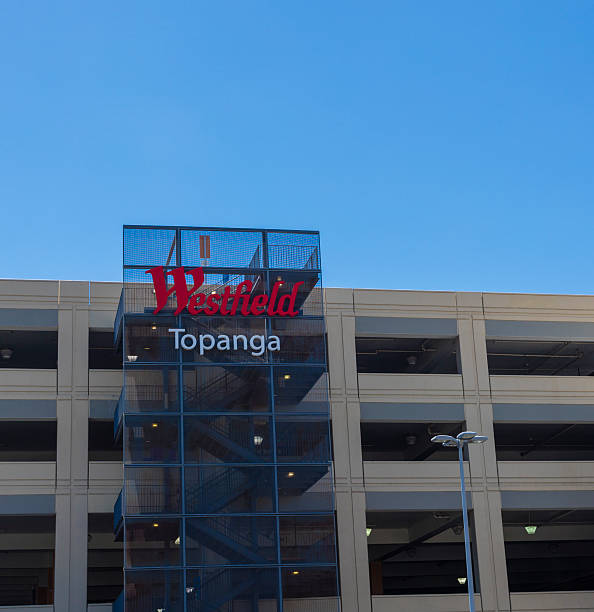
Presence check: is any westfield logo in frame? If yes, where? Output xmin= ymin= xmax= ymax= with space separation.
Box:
xmin=146 ymin=266 xmax=303 ymax=317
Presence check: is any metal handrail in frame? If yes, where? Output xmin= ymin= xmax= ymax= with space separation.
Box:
xmin=113 ymin=290 xmax=124 ymax=347
xmin=113 ymin=389 xmax=124 ymax=439
xmin=113 ymin=489 xmax=123 ymax=533
xmin=111 ymin=589 xmax=124 ymax=612
xmin=267 ymin=244 xmax=319 ymax=270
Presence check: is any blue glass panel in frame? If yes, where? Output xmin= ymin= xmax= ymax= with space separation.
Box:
xmin=124 ymin=366 xmax=180 ymax=413
xmin=272 ymin=367 xmax=329 ymax=413
xmin=124 ymin=569 xmax=183 ymax=612
xmin=184 ymin=415 xmax=272 ymax=464
xmin=275 ymin=414 xmax=331 ymax=463
xmin=277 ymin=465 xmax=333 ymax=513
xmin=124 ymin=415 xmax=179 ymax=464
xmin=279 ymin=515 xmax=337 ymax=564
xmin=124 ymin=466 xmax=181 ymax=515
xmin=125 ymin=519 xmax=182 ymax=568
xmin=186 ymin=516 xmax=278 ymax=565
xmin=270 ymin=318 xmax=325 ymax=364
xmin=182 ymin=366 xmax=270 ymax=413
xmin=186 ymin=568 xmax=279 ymax=612
xmin=281 ymin=566 xmax=339 ymax=599
xmin=184 ymin=465 xmax=275 ymax=514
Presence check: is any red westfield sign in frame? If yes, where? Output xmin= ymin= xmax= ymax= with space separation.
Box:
xmin=146 ymin=266 xmax=303 ymax=317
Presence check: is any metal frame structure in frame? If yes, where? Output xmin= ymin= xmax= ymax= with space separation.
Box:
xmin=112 ymin=225 xmax=340 ymax=612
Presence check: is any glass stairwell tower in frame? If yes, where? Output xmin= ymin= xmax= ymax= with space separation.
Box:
xmin=113 ymin=226 xmax=340 ymax=612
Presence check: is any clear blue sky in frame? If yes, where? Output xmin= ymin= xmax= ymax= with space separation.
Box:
xmin=1 ymin=1 xmax=593 ymax=293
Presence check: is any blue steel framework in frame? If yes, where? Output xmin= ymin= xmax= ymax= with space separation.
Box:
xmin=113 ymin=226 xmax=340 ymax=612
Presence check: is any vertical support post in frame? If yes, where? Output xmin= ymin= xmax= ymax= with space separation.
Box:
xmin=262 ymin=231 xmax=269 ymax=268
xmin=458 ymin=442 xmax=476 ymax=612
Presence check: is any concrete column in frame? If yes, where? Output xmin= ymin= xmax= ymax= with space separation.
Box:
xmin=53 ymin=491 xmax=72 ymax=610
xmin=326 ymin=289 xmax=371 ymax=612
xmin=457 ymin=294 xmax=510 ymax=612
xmin=56 ymin=283 xmax=90 ymax=611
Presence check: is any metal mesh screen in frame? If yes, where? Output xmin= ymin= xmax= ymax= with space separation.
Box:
xmin=123 ymin=227 xmax=177 ymax=267
xmin=267 ymin=231 xmax=320 ymax=270
xmin=180 ymin=229 xmax=263 ymax=268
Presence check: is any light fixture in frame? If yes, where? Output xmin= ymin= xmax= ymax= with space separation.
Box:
xmin=524 ymin=525 xmax=538 ymax=535
xmin=153 ymin=522 xmax=159 ymax=528
xmin=253 ymin=435 xmax=264 ymax=446
xmin=186 ymin=586 xmax=194 ymax=594
xmin=431 ymin=434 xmax=456 ymax=445
xmin=283 ymin=374 xmax=291 ymax=380
xmin=152 ymin=423 xmax=159 ymax=428
xmin=405 ymin=434 xmax=417 ymax=446
xmin=431 ymin=432 xmax=489 ymax=447
xmin=287 ymin=471 xmax=295 ymax=478
xmin=127 ymin=355 xmax=138 ymax=362
xmin=174 ymin=536 xmax=181 ymax=545
xmin=292 ymin=570 xmax=300 ymax=575
xmin=277 ymin=276 xmax=282 ymax=282
xmin=430 ymin=429 xmax=488 ymax=608
xmin=144 ymin=346 xmax=151 ymax=351
xmin=0 ymin=348 xmax=13 ymax=360
xmin=151 ymin=325 xmax=157 ymax=330
xmin=366 ymin=528 xmax=372 ymax=537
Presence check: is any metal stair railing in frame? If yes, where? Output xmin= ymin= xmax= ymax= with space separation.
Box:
xmin=185 ymin=467 xmax=252 ymax=514
xmin=275 ymin=423 xmax=328 ymax=462
xmin=187 ymin=568 xmax=263 ymax=612
xmin=187 ymin=417 xmax=266 ymax=463
xmin=125 ymin=480 xmax=179 ymax=515
xmin=267 ymin=244 xmax=319 ymax=270
xmin=188 ymin=516 xmax=270 ymax=564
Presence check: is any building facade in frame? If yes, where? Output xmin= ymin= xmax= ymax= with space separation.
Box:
xmin=1 ymin=227 xmax=594 ymax=611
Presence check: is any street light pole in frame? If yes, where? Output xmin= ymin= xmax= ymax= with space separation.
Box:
xmin=457 ymin=439 xmax=476 ymax=612
xmin=431 ymin=431 xmax=488 ymax=612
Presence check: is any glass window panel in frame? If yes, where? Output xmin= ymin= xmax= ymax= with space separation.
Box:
xmin=277 ymin=465 xmax=333 ymax=513
xmin=124 ymin=316 xmax=179 ymax=364
xmin=186 ymin=516 xmax=278 ymax=565
xmin=185 ymin=466 xmax=275 ymax=514
xmin=279 ymin=516 xmax=336 ymax=564
xmin=186 ymin=567 xmax=279 ymax=612
xmin=125 ymin=519 xmax=182 ymax=568
xmin=183 ymin=366 xmax=270 ymax=413
xmin=124 ymin=569 xmax=183 ymax=612
xmin=180 ymin=316 xmax=267 ymax=364
xmin=273 ymin=367 xmax=329 ymax=413
xmin=269 ymin=318 xmax=325 ymax=364
xmin=124 ymin=466 xmax=181 ymax=515
xmin=184 ymin=415 xmax=272 ymax=464
xmin=124 ymin=415 xmax=179 ymax=464
xmin=281 ymin=566 xmax=339 ymax=601
xmin=124 ymin=367 xmax=179 ymax=413
xmin=275 ymin=414 xmax=330 ymax=463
